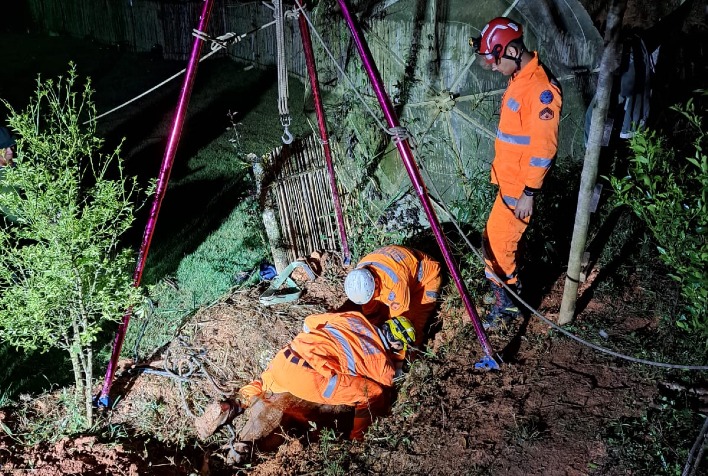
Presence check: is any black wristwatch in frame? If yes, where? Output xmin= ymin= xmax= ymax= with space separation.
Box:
xmin=523 ymin=186 xmax=541 ymax=197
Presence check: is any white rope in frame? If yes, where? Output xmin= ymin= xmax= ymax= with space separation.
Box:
xmin=273 ymin=0 xmax=293 ymax=144
xmin=86 ymin=21 xmax=276 ymax=124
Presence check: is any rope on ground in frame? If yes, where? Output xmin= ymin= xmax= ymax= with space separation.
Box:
xmin=85 ymin=20 xmax=276 ymax=124
xmin=417 ymin=163 xmax=708 ymax=371
xmin=163 ymin=336 xmax=234 ymax=397
xmin=225 ymin=423 xmax=240 ymax=462
xmin=128 ymin=335 xmax=237 ymax=418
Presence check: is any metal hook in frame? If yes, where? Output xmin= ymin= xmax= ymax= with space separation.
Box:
xmin=281 ymin=127 xmax=293 ymax=144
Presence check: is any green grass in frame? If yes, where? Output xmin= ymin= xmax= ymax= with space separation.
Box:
xmin=118 ymin=59 xmax=312 ymax=359
xmin=122 ymin=197 xmax=268 ymax=361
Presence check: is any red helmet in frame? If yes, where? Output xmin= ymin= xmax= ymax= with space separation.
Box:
xmin=471 ymin=17 xmax=523 ymax=64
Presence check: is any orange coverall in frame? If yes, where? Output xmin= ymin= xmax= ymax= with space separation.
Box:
xmin=239 ymin=311 xmax=401 ymax=439
xmin=484 ymin=53 xmax=562 ymax=286
xmin=356 ymin=245 xmax=441 ymax=344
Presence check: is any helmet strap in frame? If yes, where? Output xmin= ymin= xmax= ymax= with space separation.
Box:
xmin=501 ymin=45 xmax=525 ymax=75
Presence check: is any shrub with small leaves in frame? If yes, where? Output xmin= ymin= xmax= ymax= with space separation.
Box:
xmin=606 ymin=92 xmax=707 ymax=334
xmin=0 ymin=64 xmax=150 ymax=428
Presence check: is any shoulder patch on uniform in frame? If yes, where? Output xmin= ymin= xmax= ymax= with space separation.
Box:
xmin=539 ymin=107 xmax=554 ymax=120
xmin=506 ymin=97 xmax=521 ymax=112
xmin=540 ymin=90 xmax=554 ymax=104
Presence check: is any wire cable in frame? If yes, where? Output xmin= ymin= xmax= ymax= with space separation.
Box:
xmin=683 ymin=416 xmax=708 ymax=476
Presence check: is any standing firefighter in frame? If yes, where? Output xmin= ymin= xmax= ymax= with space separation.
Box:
xmin=470 ymin=17 xmax=562 ymax=329
xmin=344 ymin=245 xmax=441 ymax=345
xmin=195 ymin=311 xmax=416 ymax=454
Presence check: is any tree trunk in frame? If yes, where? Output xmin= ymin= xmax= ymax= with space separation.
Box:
xmin=558 ymin=0 xmax=628 ymax=325
xmin=251 ymin=153 xmax=290 ymax=273
xmin=68 ymin=345 xmax=84 ymax=418
xmin=84 ymin=343 xmax=93 ymax=427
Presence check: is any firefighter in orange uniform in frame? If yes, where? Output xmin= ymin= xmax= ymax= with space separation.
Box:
xmin=343 ymin=245 xmax=441 ymax=345
xmin=236 ymin=312 xmax=416 ymax=441
xmin=470 ymin=17 xmax=562 ymax=329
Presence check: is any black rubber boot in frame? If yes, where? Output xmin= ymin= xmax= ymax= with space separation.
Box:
xmin=483 ymin=281 xmax=521 ymax=330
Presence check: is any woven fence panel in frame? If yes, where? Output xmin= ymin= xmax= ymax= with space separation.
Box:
xmin=160 ymin=2 xmax=200 ymax=60
xmin=268 ymin=134 xmax=340 ymax=262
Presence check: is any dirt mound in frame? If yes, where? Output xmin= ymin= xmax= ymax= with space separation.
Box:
xmin=0 ymin=252 xmax=350 ymax=474
xmin=105 ymin=251 xmax=349 ymax=445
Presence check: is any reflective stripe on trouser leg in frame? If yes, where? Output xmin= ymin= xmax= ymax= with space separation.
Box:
xmin=483 ymin=193 xmax=529 ymax=286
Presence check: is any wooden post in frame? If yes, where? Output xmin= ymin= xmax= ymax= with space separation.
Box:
xmin=251 ymin=153 xmax=290 ymax=273
xmin=558 ymin=0 xmax=628 ymax=325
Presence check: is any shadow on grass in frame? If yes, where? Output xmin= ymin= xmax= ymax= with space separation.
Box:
xmin=0 ymin=344 xmax=74 ymax=399
xmin=99 ymin=59 xmax=283 ymax=284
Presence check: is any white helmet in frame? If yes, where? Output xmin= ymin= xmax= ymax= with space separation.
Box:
xmin=344 ymin=268 xmax=376 ymax=304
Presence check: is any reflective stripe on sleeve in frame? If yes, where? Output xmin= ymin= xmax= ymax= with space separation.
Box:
xmin=360 ymin=261 xmax=399 ymax=283
xmin=485 ymin=268 xmax=516 ymax=282
xmin=496 ymin=130 xmax=531 ymax=145
xmin=502 ymin=195 xmax=518 ymax=207
xmin=506 ymin=97 xmax=520 ymax=112
xmin=323 ymin=374 xmax=339 ymax=398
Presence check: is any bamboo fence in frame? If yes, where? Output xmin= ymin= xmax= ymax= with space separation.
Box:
xmin=266 ymin=134 xmax=342 ymax=263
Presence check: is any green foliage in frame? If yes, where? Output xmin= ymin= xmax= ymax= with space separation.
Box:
xmin=317 ymin=426 xmax=347 ymax=476
xmin=436 ymin=135 xmax=495 ymax=232
xmin=0 ymin=64 xmax=147 ymax=426
xmin=606 ymin=94 xmax=708 ymax=333
xmin=602 ymin=397 xmax=699 ymax=475
xmin=504 ymin=414 xmax=548 ymax=446
xmin=13 ymin=388 xmax=91 ymax=445
xmin=345 ymin=192 xmax=409 ymax=262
